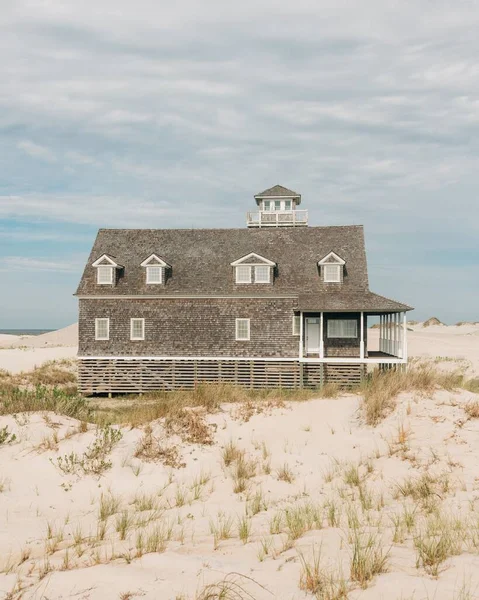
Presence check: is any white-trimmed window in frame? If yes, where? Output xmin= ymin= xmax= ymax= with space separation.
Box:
xmin=95 ymin=318 xmax=110 ymax=340
xmin=235 ymin=318 xmax=250 ymax=341
xmin=146 ymin=265 xmax=163 ymax=284
xmin=327 ymin=319 xmax=358 ymax=339
xmin=130 ymin=318 xmax=145 ymax=341
xmin=254 ymin=265 xmax=270 ymax=284
xmin=97 ymin=266 xmax=114 ymax=284
xmin=324 ymin=264 xmax=341 ymax=283
xmin=292 ymin=315 xmax=300 ymax=336
xmin=236 ymin=265 xmax=252 ymax=284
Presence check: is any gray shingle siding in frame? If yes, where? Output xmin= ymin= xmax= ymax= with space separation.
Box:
xmin=79 ymin=297 xmax=299 ymax=357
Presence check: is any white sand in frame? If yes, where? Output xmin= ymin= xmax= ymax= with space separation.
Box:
xmin=1 ymin=388 xmax=479 ymax=599
xmin=369 ymin=322 xmax=479 ymax=375
xmin=1 ymin=321 xmax=479 ymax=598
xmin=0 ymin=324 xmax=78 ymax=373
xmin=0 ymin=323 xmax=78 ymax=349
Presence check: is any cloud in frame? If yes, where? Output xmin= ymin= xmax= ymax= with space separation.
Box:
xmin=17 ymin=140 xmax=56 ymax=162
xmin=0 ymin=256 xmax=82 ymax=273
xmin=1 ymin=0 xmax=479 ymax=324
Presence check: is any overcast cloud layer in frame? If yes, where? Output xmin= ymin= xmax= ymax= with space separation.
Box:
xmin=1 ymin=0 xmax=479 ymax=327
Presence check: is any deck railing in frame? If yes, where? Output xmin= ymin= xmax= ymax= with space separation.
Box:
xmin=247 ymin=210 xmax=308 ymax=227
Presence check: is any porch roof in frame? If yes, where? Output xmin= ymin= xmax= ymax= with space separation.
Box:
xmin=298 ymin=291 xmax=413 ymax=313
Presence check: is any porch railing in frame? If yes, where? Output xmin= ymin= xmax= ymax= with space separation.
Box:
xmin=247 ymin=210 xmax=308 ymax=227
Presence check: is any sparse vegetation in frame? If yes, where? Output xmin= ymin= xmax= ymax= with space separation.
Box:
xmin=134 ymin=425 xmax=185 ymax=468
xmin=0 ymin=425 xmax=16 ymax=445
xmin=53 ymin=424 xmax=123 ymax=476
xmin=349 ymin=530 xmax=389 ymax=588
xmin=361 ymin=365 xmax=477 ymax=426
xmin=298 ymin=547 xmax=348 ymax=599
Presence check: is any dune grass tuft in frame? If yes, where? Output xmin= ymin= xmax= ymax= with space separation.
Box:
xmin=361 ymin=365 xmax=475 ymax=426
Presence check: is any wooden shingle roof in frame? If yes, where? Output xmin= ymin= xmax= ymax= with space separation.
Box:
xmin=75 ymin=225 xmax=412 ymax=312
xmin=254 ymin=185 xmax=301 ymax=203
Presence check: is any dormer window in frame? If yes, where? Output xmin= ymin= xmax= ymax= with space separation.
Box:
xmin=231 ymin=253 xmax=275 ymax=284
xmin=92 ymin=254 xmax=121 ymax=285
xmin=97 ymin=266 xmax=114 ymax=284
xmin=318 ymin=252 xmax=346 ymax=283
xmin=140 ymin=254 xmax=170 ymax=285
xmin=146 ymin=266 xmax=163 ymax=284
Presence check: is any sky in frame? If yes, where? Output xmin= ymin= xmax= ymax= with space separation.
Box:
xmin=1 ymin=0 xmax=479 ymax=328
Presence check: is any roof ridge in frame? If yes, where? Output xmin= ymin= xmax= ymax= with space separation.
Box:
xmin=97 ymin=224 xmax=364 ymax=232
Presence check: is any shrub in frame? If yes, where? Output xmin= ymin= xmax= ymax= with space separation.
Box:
xmin=0 ymin=426 xmax=16 ymax=445
xmin=134 ymin=425 xmax=185 ymax=468
xmin=53 ymin=425 xmax=122 ymax=476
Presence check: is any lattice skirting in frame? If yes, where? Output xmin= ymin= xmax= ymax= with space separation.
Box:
xmin=78 ymin=359 xmax=366 ymax=395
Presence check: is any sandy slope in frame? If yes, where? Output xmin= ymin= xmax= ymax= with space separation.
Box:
xmin=1 ymin=389 xmax=479 ymax=599
xmin=0 ymin=324 xmax=78 ymax=374
xmin=0 ymin=323 xmax=78 ymax=349
xmin=1 ymin=323 xmax=479 ymax=597
xmin=369 ymin=323 xmax=479 ymax=375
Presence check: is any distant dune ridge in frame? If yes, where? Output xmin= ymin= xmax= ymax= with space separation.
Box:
xmin=423 ymin=317 xmax=444 ymax=327
xmin=0 ymin=323 xmax=78 ymax=349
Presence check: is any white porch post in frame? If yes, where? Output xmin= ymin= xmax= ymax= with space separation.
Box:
xmin=387 ymin=314 xmax=391 ymax=355
xmin=299 ymin=312 xmax=304 ymax=358
xmin=319 ymin=312 xmax=324 ymax=359
xmin=380 ymin=315 xmax=383 ymax=352
xmin=403 ymin=312 xmax=408 ymax=361
xmin=360 ymin=312 xmax=365 ymax=359
xmin=392 ymin=313 xmax=397 ymax=356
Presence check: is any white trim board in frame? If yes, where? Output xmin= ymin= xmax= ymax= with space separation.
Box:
xmin=78 ymin=355 xmax=407 ymax=365
xmin=318 ymin=252 xmax=345 ymax=265
xmin=140 ymin=254 xmax=170 ymax=268
xmin=92 ymin=254 xmax=120 ymax=267
xmin=230 ymin=253 xmax=276 ymax=266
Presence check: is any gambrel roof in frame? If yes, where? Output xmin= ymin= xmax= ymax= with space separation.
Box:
xmin=76 ymin=226 xmax=412 ymax=311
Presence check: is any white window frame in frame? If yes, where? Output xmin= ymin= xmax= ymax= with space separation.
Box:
xmin=235 ymin=318 xmax=250 ymax=341
xmin=254 ymin=265 xmax=271 ymax=284
xmin=95 ymin=318 xmax=110 ymax=341
xmin=327 ymin=319 xmax=358 ymax=339
xmin=236 ymin=265 xmax=252 ymax=284
xmin=323 ymin=264 xmax=341 ymax=283
xmin=146 ymin=265 xmax=163 ymax=284
xmin=130 ymin=318 xmax=145 ymax=341
xmin=292 ymin=315 xmax=300 ymax=336
xmin=97 ymin=265 xmax=114 ymax=285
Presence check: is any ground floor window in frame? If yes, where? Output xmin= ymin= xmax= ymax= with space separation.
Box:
xmin=235 ymin=318 xmax=250 ymax=341
xmin=130 ymin=318 xmax=145 ymax=341
xmin=327 ymin=319 xmax=357 ymax=338
xmin=292 ymin=315 xmax=300 ymax=335
xmin=95 ymin=318 xmax=109 ymax=340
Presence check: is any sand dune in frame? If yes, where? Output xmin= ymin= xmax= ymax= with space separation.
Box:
xmin=0 ymin=323 xmax=78 ymax=349
xmin=1 ymin=322 xmax=479 ymax=598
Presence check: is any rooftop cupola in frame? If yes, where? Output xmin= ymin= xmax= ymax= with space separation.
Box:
xmin=247 ymin=184 xmax=308 ymax=227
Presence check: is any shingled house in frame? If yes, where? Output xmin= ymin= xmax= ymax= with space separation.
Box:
xmin=76 ymin=185 xmax=412 ymax=394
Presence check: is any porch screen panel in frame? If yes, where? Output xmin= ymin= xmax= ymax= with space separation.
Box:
xmin=327 ymin=319 xmax=357 ymax=338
